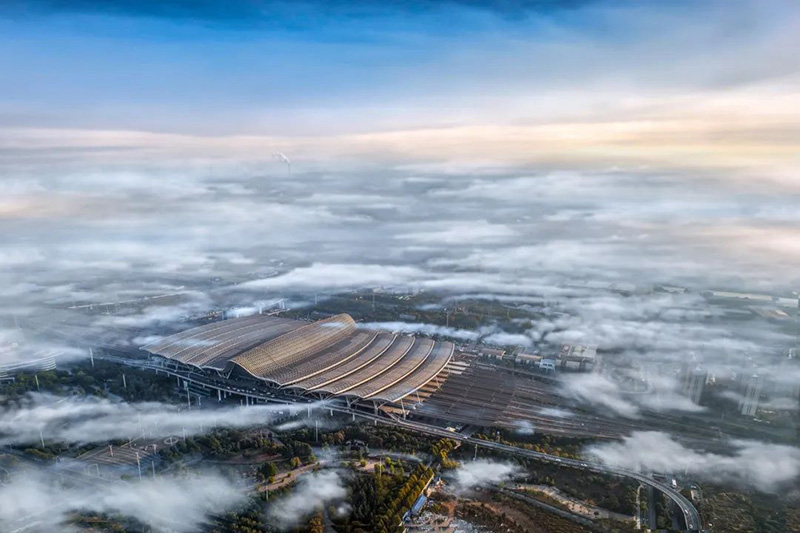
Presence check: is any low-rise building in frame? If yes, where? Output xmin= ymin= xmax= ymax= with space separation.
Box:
xmin=516 ymin=352 xmax=542 ymax=365
xmin=539 ymin=359 xmax=556 ymax=372
xmin=480 ymin=347 xmax=506 ymax=359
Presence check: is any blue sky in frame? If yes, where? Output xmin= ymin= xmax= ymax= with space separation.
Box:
xmin=4 ymin=0 xmax=787 ymax=134
xmin=0 ymin=1 xmax=571 ymax=125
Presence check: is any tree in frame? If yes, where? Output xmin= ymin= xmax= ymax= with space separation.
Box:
xmin=308 ymin=512 xmax=324 ymax=533
xmin=257 ymin=461 xmax=277 ymax=482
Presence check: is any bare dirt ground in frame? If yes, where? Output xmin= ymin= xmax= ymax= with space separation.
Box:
xmin=515 ymin=483 xmax=633 ymax=523
xmin=414 ymin=485 xmax=591 ymax=533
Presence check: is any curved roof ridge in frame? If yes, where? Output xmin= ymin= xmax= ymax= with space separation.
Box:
xmin=228 ymin=313 xmax=357 ymax=379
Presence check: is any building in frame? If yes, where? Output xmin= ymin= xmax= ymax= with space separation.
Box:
xmin=480 ymin=347 xmax=506 ymax=359
xmin=539 ymin=359 xmax=556 ymax=372
xmin=455 ymin=343 xmax=482 ymax=356
xmin=558 ymin=343 xmax=597 ymax=371
xmin=141 ymin=313 xmax=454 ymax=412
xmin=739 ymin=374 xmax=765 ymax=417
xmin=134 ymin=313 xmax=629 ymax=438
xmin=410 ymin=494 xmax=427 ymax=517
xmin=516 ymin=352 xmax=541 ymax=365
xmin=680 ymin=366 xmax=707 ymax=405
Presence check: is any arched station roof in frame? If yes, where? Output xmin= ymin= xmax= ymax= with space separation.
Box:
xmin=142 ymin=313 xmax=452 ymax=404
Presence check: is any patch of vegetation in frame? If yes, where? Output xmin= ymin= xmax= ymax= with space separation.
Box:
xmin=66 ymin=511 xmax=148 ymax=532
xmin=431 ymin=438 xmax=459 ymax=469
xmin=474 ymin=430 xmax=590 ymax=460
xmin=0 ymin=360 xmax=176 ymax=403
xmin=699 ymin=484 xmax=800 ymax=533
xmin=332 ymin=461 xmax=433 ymax=533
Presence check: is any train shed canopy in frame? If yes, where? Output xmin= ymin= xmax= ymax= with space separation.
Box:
xmin=141 ymin=313 xmax=453 ymax=404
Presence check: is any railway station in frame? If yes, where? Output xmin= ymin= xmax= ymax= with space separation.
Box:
xmin=141 ymin=313 xmax=454 ymax=414
xmin=141 ymin=312 xmax=635 ymax=438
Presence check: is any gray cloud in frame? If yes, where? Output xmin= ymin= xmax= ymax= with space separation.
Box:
xmin=587 ymin=431 xmax=800 ymax=492
xmin=269 ymin=470 xmax=348 ymax=529
xmin=0 ymin=470 xmax=244 ymax=533
xmin=451 ymin=460 xmax=519 ymax=493
xmin=0 ymin=393 xmax=327 ymax=446
xmin=359 ymin=321 xmax=480 ymax=342
xmin=561 ymin=374 xmax=642 ymax=419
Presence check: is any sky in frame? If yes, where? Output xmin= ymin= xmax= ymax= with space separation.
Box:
xmin=0 ymin=2 xmax=796 ymax=300
xmin=1 ymin=0 xmax=798 ymax=340
xmin=0 ymin=0 xmax=797 ymax=175
xmin=0 ymin=1 xmax=799 ymax=409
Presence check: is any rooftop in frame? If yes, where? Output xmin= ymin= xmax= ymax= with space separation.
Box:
xmin=142 ymin=313 xmax=453 ymax=404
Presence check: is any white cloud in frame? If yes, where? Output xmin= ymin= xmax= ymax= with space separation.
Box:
xmin=452 ymin=460 xmax=519 ymax=493
xmin=0 ymin=393 xmax=327 ymax=446
xmin=397 ymin=220 xmax=516 ymax=245
xmin=482 ymin=331 xmax=532 ymax=347
xmin=359 ymin=321 xmax=479 ymax=341
xmin=270 ymin=470 xmax=347 ymax=529
xmin=561 ymin=374 xmax=641 ymax=419
xmin=0 ymin=471 xmax=244 ymax=533
xmin=239 ymin=263 xmax=429 ymax=292
xmin=587 ymin=431 xmax=800 ymax=492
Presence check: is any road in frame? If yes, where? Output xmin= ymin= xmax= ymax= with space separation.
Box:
xmin=380 ymin=414 xmax=702 ymax=531
xmin=98 ymin=353 xmax=704 ymax=531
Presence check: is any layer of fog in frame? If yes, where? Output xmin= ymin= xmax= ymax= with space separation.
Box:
xmin=359 ymin=289 xmax=797 ymax=420
xmin=360 ymin=320 xmax=531 ymax=347
xmin=561 ymin=374 xmax=707 ymax=419
xmin=269 ymin=470 xmax=348 ymax=529
xmin=0 ymin=470 xmax=243 ymax=533
xmin=0 ymin=326 xmax=86 ymax=366
xmin=513 ymin=420 xmax=536 ymax=434
xmin=273 ymin=413 xmax=343 ymax=432
xmin=587 ymin=431 xmax=800 ymax=492
xmin=3 ymin=166 xmax=798 ymax=365
xmin=0 ymin=393 xmax=327 ymax=446
xmin=451 ymin=460 xmax=519 ymax=493
xmin=359 ymin=321 xmax=479 ymax=342
xmin=1 ymin=120 xmax=798 ymax=480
